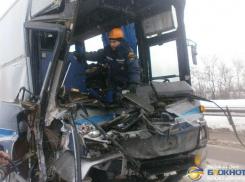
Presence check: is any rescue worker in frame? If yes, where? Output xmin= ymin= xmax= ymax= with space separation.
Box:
xmin=84 ymin=28 xmax=140 ymax=93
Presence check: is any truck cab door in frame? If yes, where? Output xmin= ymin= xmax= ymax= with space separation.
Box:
xmin=23 ymin=1 xmax=79 ymax=180
xmin=26 ymin=0 xmax=79 ymax=95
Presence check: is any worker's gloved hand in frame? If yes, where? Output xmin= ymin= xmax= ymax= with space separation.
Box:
xmin=128 ymin=84 xmax=138 ymax=94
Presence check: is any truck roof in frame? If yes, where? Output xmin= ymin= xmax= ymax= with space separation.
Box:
xmin=74 ymin=0 xmax=184 ymax=40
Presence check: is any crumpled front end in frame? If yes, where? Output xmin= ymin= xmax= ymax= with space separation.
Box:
xmin=49 ymin=81 xmax=208 ymax=181
xmin=4 ymin=81 xmax=208 ymax=182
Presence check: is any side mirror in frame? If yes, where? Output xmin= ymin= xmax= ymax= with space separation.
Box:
xmin=186 ymin=39 xmax=198 ymax=65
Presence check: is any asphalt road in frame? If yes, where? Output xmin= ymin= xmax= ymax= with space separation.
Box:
xmin=208 ymin=132 xmax=245 ymax=165
xmin=188 ymin=132 xmax=245 ymax=182
xmin=165 ymin=132 xmax=245 ymax=182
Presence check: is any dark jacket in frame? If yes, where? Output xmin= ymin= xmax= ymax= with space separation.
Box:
xmin=86 ymin=40 xmax=140 ymax=88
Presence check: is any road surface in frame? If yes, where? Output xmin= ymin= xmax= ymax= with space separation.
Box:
xmin=180 ymin=132 xmax=245 ymax=182
xmin=163 ymin=132 xmax=245 ymax=182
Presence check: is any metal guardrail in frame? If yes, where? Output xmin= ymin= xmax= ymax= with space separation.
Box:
xmin=204 ymin=107 xmax=245 ymax=117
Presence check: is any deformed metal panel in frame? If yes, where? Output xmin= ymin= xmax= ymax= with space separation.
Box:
xmin=136 ymin=85 xmax=157 ymax=104
xmin=151 ymin=81 xmax=194 ymax=97
xmin=121 ymin=123 xmax=199 ymax=159
xmin=53 ymin=151 xmax=123 ymax=181
xmin=165 ymin=98 xmax=200 ymax=116
xmin=123 ymin=92 xmax=154 ymax=113
xmin=0 ymin=102 xmax=23 ymax=130
xmin=0 ymin=102 xmax=22 ymax=159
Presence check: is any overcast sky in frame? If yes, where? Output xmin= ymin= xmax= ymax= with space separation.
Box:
xmin=1 ymin=0 xmax=245 ymax=65
xmin=185 ymin=0 xmax=245 ymax=65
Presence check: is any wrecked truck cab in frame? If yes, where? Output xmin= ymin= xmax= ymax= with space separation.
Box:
xmin=51 ymin=80 xmax=208 ymax=181
xmin=0 ymin=0 xmax=208 ymax=181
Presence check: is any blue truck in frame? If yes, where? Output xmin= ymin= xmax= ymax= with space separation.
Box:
xmin=0 ymin=0 xmax=208 ymax=181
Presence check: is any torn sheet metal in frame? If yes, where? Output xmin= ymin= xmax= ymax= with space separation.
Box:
xmin=165 ymin=98 xmax=200 ymax=116
xmin=53 ymin=151 xmax=123 ymax=181
xmin=151 ymin=81 xmax=194 ymax=98
xmin=123 ymin=92 xmax=154 ymax=113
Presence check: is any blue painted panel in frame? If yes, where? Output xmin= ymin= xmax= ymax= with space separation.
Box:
xmin=41 ymin=51 xmax=86 ymax=92
xmin=0 ymin=129 xmax=18 ymax=157
xmin=63 ymin=53 xmax=86 ymax=92
xmin=0 ymin=129 xmax=17 ymax=138
xmin=76 ymin=114 xmax=115 ymax=125
xmin=181 ymin=107 xmax=200 ymax=116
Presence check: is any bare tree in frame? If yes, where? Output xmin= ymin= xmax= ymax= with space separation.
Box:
xmin=202 ymin=56 xmax=218 ymax=99
xmin=217 ymin=61 xmax=234 ymax=99
xmin=191 ymin=55 xmax=245 ymax=99
xmin=191 ymin=66 xmax=208 ymax=98
xmin=233 ymin=58 xmax=245 ymax=98
xmin=242 ymin=71 xmax=245 ymax=90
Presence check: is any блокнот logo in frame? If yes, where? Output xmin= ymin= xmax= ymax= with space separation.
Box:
xmin=186 ymin=166 xmax=204 ymax=181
